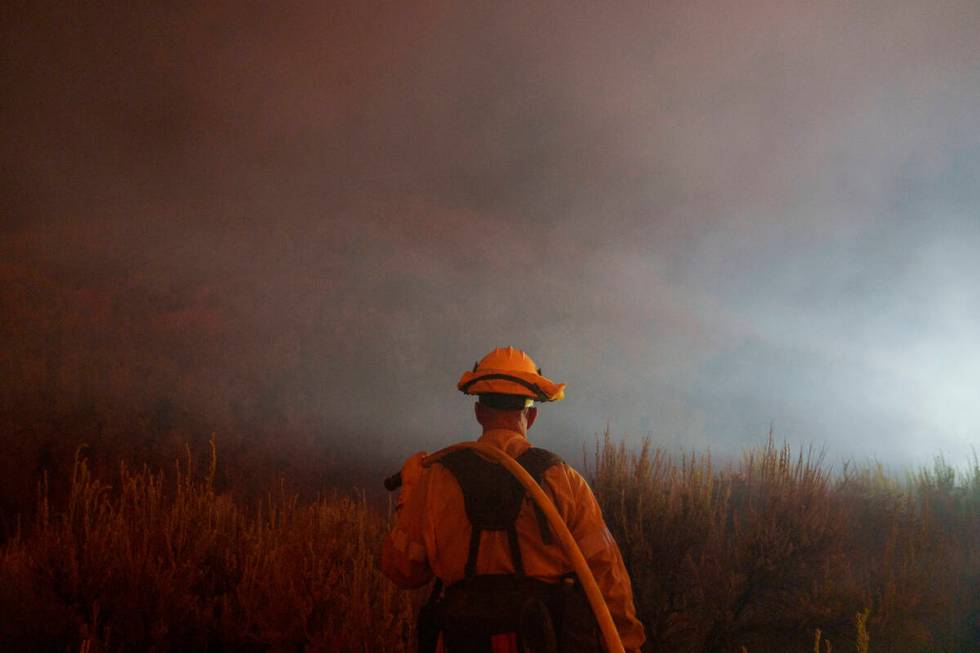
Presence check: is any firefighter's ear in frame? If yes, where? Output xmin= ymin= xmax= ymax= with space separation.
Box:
xmin=525 ymin=406 xmax=538 ymax=430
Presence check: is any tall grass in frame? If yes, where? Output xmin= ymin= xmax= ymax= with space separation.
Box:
xmin=1 ymin=436 xmax=977 ymax=652
xmin=0 ymin=442 xmax=419 ymax=652
xmin=591 ymin=432 xmax=980 ymax=652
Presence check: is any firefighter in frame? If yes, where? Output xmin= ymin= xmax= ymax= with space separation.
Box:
xmin=381 ymin=346 xmax=646 ymax=652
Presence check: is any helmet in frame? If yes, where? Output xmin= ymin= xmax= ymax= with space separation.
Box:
xmin=457 ymin=346 xmax=566 ymax=403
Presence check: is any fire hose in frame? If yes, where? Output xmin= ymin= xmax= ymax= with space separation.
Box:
xmin=385 ymin=442 xmax=625 ymax=653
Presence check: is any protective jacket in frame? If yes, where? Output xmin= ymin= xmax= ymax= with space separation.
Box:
xmin=381 ymin=428 xmax=646 ymax=652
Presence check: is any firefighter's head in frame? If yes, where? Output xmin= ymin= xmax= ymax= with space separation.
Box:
xmin=457 ymin=347 xmax=565 ymax=434
xmin=474 ymin=393 xmax=539 ymax=433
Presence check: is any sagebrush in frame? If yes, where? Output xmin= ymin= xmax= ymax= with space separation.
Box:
xmin=1 ymin=435 xmax=977 ymax=652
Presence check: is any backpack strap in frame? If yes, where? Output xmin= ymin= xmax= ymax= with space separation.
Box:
xmin=507 ymin=523 xmax=525 ymax=579
xmin=465 ymin=526 xmax=482 ymax=579
xmin=516 ymin=447 xmax=564 ymax=546
xmin=437 ymin=446 xmax=565 ymax=580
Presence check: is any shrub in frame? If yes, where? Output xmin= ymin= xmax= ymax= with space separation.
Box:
xmin=591 ymin=432 xmax=980 ymax=653
xmin=0 ymin=443 xmax=420 ymax=652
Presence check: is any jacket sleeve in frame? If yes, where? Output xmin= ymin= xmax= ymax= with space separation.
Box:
xmin=554 ymin=465 xmax=646 ymax=652
xmin=379 ymin=470 xmax=434 ymax=589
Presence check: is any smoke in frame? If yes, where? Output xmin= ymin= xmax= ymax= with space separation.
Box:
xmin=3 ymin=1 xmax=979 ymax=470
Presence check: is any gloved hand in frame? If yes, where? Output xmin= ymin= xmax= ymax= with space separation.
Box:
xmin=395 ymin=450 xmax=427 ymax=511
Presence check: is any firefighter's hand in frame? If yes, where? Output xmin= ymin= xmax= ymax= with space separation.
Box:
xmin=400 ymin=451 xmax=427 ymax=489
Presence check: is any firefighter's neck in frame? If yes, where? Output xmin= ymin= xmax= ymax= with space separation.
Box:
xmin=475 ymin=402 xmax=538 ymax=437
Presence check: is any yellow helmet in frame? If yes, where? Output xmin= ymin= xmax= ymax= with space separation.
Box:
xmin=457 ymin=346 xmax=566 ymax=402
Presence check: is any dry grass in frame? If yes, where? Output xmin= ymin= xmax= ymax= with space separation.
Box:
xmin=1 ymin=435 xmax=977 ymax=652
xmin=0 ymin=441 xmax=419 ymax=652
xmin=590 ymin=431 xmax=980 ymax=652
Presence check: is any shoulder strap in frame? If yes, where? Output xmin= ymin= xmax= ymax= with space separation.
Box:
xmin=438 ymin=449 xmax=526 ymax=578
xmin=437 ymin=446 xmax=565 ymax=579
xmin=516 ymin=447 xmax=564 ymax=545
xmin=516 ymin=447 xmax=564 ymax=478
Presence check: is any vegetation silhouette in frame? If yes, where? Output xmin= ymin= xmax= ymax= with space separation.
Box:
xmin=1 ymin=435 xmax=977 ymax=651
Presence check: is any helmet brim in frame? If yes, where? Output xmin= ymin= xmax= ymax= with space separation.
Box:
xmin=457 ymin=369 xmax=565 ymax=402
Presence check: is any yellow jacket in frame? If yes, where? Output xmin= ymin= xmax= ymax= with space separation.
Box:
xmin=381 ymin=428 xmax=646 ymax=651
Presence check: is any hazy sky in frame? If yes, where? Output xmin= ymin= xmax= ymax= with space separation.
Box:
xmin=4 ymin=1 xmax=980 ymax=469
